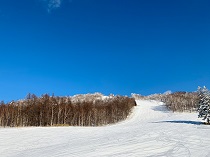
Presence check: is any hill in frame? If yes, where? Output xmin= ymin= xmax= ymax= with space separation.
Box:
xmin=0 ymin=100 xmax=209 ymax=157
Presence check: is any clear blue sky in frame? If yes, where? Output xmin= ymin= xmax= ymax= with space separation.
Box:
xmin=0 ymin=0 xmax=209 ymax=102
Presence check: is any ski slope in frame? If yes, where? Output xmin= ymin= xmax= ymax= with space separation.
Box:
xmin=1 ymin=100 xmax=210 ymax=157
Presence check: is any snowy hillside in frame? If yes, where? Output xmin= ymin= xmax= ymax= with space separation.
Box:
xmin=0 ymin=100 xmax=209 ymax=157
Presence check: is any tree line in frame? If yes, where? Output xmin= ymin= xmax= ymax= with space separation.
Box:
xmin=132 ymin=92 xmax=199 ymax=112
xmin=0 ymin=94 xmax=136 ymax=127
xmin=160 ymin=92 xmax=199 ymax=112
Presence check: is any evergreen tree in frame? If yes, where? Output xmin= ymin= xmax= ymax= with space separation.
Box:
xmin=197 ymin=86 xmax=210 ymax=123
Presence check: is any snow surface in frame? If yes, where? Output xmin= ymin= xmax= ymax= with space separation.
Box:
xmin=1 ymin=100 xmax=210 ymax=157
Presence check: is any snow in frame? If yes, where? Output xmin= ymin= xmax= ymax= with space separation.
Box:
xmin=70 ymin=92 xmax=114 ymax=103
xmin=1 ymin=100 xmax=210 ymax=157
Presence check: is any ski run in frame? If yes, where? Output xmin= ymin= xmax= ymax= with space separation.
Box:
xmin=0 ymin=100 xmax=210 ymax=157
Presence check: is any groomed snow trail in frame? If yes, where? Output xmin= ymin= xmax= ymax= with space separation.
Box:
xmin=1 ymin=100 xmax=210 ymax=157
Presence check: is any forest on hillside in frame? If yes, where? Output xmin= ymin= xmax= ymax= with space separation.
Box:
xmin=0 ymin=90 xmax=201 ymax=127
xmin=0 ymin=93 xmax=136 ymax=127
xmin=132 ymin=92 xmax=199 ymax=112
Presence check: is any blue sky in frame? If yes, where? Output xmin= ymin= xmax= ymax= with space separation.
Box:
xmin=0 ymin=0 xmax=209 ymax=101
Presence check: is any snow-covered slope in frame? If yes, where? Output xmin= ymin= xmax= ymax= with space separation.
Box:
xmin=0 ymin=100 xmax=209 ymax=157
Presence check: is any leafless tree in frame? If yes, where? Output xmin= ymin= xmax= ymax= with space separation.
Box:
xmin=0 ymin=94 xmax=136 ymax=127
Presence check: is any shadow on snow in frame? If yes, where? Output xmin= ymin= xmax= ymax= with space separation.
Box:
xmin=152 ymin=105 xmax=170 ymax=113
xmin=153 ymin=120 xmax=202 ymax=125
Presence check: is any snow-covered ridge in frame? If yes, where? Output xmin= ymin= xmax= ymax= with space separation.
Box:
xmin=70 ymin=92 xmax=115 ymax=103
xmin=13 ymin=93 xmax=116 ymax=104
